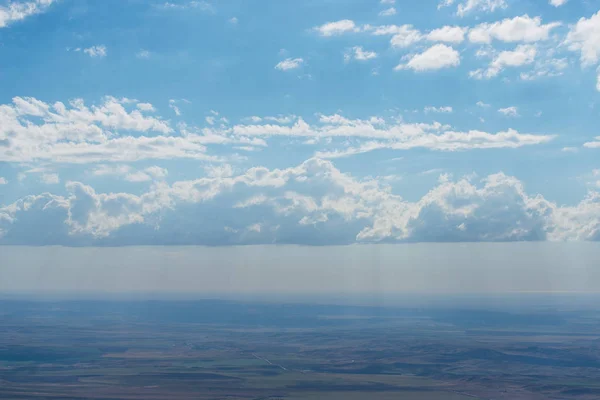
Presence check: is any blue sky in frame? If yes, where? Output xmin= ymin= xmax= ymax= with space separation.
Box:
xmin=0 ymin=0 xmax=600 ymax=245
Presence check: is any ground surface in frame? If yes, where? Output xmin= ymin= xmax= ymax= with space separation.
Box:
xmin=1 ymin=296 xmax=600 ymax=399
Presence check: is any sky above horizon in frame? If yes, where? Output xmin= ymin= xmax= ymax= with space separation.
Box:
xmin=1 ymin=0 xmax=600 ymax=246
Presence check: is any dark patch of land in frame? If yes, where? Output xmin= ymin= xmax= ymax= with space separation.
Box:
xmin=1 ymin=296 xmax=600 ymax=399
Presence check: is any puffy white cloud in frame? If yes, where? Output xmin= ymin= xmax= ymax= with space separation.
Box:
xmin=313 ymin=20 xmax=359 ymax=36
xmin=469 ymin=15 xmax=561 ymax=44
xmin=471 ymin=44 xmax=537 ymax=79
xmin=368 ymin=24 xmax=423 ymax=48
xmin=379 ymin=7 xmax=396 ymax=17
xmin=427 ymin=26 xmax=468 ymax=44
xmin=136 ymin=102 xmax=156 ymax=112
xmin=584 ymin=137 xmax=600 ymax=148
xmin=498 ymin=106 xmax=519 ymax=117
xmin=84 ymin=45 xmax=107 ymax=58
xmin=0 ymin=177 xmax=7 ymax=185
xmin=2 ymin=159 xmax=599 ymax=245
xmin=0 ymin=0 xmax=55 ymax=28
xmin=395 ymin=44 xmax=460 ymax=72
xmin=549 ymin=0 xmax=567 ymax=7
xmin=275 ymin=58 xmax=304 ymax=71
xmin=565 ymin=11 xmax=600 ymax=67
xmin=476 ymin=101 xmax=491 ymax=107
xmin=344 ymin=46 xmax=378 ymax=62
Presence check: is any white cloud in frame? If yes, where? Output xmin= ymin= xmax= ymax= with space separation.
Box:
xmin=380 ymin=0 xmax=395 ymax=4
xmin=275 ymin=58 xmax=304 ymax=71
xmin=0 ymin=177 xmax=7 ymax=185
xmin=344 ymin=46 xmax=378 ymax=62
xmin=562 ymin=147 xmax=578 ymax=153
xmin=498 ymin=106 xmax=519 ymax=117
xmin=316 ymin=128 xmax=551 ymax=159
xmin=456 ymin=0 xmax=507 ymax=17
xmin=40 ymin=173 xmax=59 ymax=184
xmin=550 ymin=0 xmax=567 ymax=6
xmin=427 ymin=26 xmax=468 ymax=44
xmin=0 ymin=0 xmax=56 ymax=28
xmin=229 ymin=17 xmax=238 ymax=24
xmin=565 ymin=11 xmax=600 ymax=67
xmin=84 ymin=45 xmax=107 ymax=58
xmin=3 ymin=159 xmax=600 ymax=245
xmin=584 ymin=137 xmax=600 ymax=148
xmin=379 ymin=7 xmax=397 ymax=17
xmin=469 ymin=15 xmax=561 ymax=44
xmin=597 ymin=67 xmax=600 ymax=91
xmin=520 ymin=57 xmax=568 ymax=80
xmin=424 ymin=106 xmax=453 ymax=113
xmin=368 ymin=25 xmax=423 ymax=48
xmin=169 ymin=99 xmax=185 ymax=116
xmin=313 ymin=20 xmax=359 ymax=37
xmin=395 ymin=44 xmax=460 ymax=72
xmin=476 ymin=101 xmax=491 ymax=107
xmin=137 ymin=102 xmax=156 ymax=112
xmin=0 ymin=96 xmax=230 ymax=164
xmin=471 ymin=44 xmax=536 ymax=79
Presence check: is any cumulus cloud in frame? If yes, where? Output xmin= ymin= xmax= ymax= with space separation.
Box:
xmin=470 ymin=44 xmax=537 ymax=79
xmin=0 ymin=177 xmax=7 ymax=184
xmin=0 ymin=0 xmax=56 ymax=28
xmin=584 ymin=137 xmax=600 ymax=148
xmin=427 ymin=26 xmax=468 ymax=44
xmin=565 ymin=11 xmax=600 ymax=67
xmin=1 ymin=159 xmax=598 ymax=245
xmin=498 ymin=106 xmax=519 ymax=117
xmin=469 ymin=15 xmax=561 ymax=44
xmin=313 ymin=20 xmax=359 ymax=36
xmin=84 ymin=45 xmax=107 ymax=58
xmin=368 ymin=24 xmax=423 ymax=48
xmin=395 ymin=44 xmax=460 ymax=72
xmin=344 ymin=46 xmax=378 ymax=62
xmin=275 ymin=58 xmax=304 ymax=70
xmin=549 ymin=0 xmax=567 ymax=6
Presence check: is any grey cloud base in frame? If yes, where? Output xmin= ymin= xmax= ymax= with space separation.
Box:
xmin=1 ymin=159 xmax=599 ymax=246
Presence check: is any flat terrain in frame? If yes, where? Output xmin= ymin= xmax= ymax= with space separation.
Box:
xmin=1 ymin=296 xmax=600 ymax=399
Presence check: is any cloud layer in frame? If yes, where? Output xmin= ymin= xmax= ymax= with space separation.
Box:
xmin=1 ymin=159 xmax=599 ymax=245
